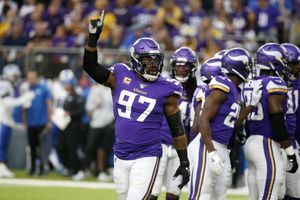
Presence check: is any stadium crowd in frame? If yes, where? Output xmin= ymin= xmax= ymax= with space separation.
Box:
xmin=1 ymin=0 xmax=300 ymax=57
xmin=1 ymin=0 xmax=300 ymax=199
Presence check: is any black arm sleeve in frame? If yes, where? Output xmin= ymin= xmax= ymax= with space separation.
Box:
xmin=166 ymin=111 xmax=186 ymax=138
xmin=83 ymin=49 xmax=110 ymax=84
xmin=270 ymin=112 xmax=290 ymax=142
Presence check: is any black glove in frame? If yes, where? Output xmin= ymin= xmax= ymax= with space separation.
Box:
xmin=87 ymin=10 xmax=105 ymax=48
xmin=174 ymin=150 xmax=190 ymax=189
xmin=229 ymin=149 xmax=239 ymax=172
xmin=287 ymin=154 xmax=298 ymax=173
xmin=235 ymin=130 xmax=246 ymax=145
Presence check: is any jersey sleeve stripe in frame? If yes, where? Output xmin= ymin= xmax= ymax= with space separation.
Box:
xmin=267 ymin=88 xmax=288 ymax=93
xmin=209 ymin=85 xmax=230 ymax=93
xmin=196 ymin=97 xmax=203 ymax=102
xmin=173 ymin=91 xmax=182 ymax=97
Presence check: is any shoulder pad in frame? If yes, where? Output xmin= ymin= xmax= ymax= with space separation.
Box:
xmin=162 ymin=77 xmax=183 ymax=97
xmin=265 ymin=77 xmax=287 ymax=94
xmin=110 ymin=63 xmax=131 ymax=73
xmin=209 ymin=76 xmax=230 ymax=93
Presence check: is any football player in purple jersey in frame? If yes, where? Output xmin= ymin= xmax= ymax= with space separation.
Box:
xmin=151 ymin=47 xmax=197 ymax=200
xmin=190 ymin=56 xmax=223 ymax=136
xmin=83 ymin=12 xmax=190 ymax=200
xmin=188 ymin=48 xmax=258 ymax=199
xmin=281 ymin=43 xmax=300 ymax=200
xmin=243 ymin=43 xmax=299 ymax=200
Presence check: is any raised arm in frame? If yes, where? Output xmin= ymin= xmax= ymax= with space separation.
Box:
xmin=83 ymin=11 xmax=116 ymax=90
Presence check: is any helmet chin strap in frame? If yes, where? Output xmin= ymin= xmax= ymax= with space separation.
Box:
xmin=175 ymin=75 xmax=189 ymax=83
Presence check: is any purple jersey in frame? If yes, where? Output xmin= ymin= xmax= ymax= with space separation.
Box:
xmin=253 ymin=5 xmax=280 ymax=34
xmin=286 ymin=78 xmax=300 ymax=146
xmin=132 ymin=5 xmax=158 ymax=26
xmin=160 ymin=85 xmax=191 ymax=146
xmin=111 ymin=64 xmax=182 ymax=160
xmin=230 ymin=9 xmax=249 ymax=35
xmin=204 ymin=76 xmax=241 ymax=145
xmin=243 ymin=76 xmax=287 ymax=139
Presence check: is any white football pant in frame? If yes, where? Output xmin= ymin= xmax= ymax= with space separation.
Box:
xmin=244 ymin=135 xmax=285 ymax=200
xmin=282 ymin=142 xmax=300 ymax=198
xmin=151 ymin=144 xmax=182 ymax=197
xmin=113 ymin=155 xmax=160 ymax=200
xmin=188 ymin=134 xmax=232 ymax=200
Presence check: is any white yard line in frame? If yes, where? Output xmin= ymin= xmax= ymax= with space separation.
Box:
xmin=0 ymin=178 xmax=248 ymax=195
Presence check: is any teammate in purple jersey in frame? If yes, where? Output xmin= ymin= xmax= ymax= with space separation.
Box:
xmin=243 ymin=43 xmax=299 ymax=200
xmin=281 ymin=43 xmax=300 ymax=200
xmin=83 ymin=12 xmax=190 ymax=200
xmin=188 ymin=48 xmax=258 ymax=200
xmin=190 ymin=56 xmax=224 ymax=136
xmin=151 ymin=47 xmax=198 ymax=200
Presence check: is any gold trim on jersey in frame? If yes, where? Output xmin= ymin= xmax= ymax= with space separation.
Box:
xmin=209 ymin=85 xmax=230 ymax=93
xmin=267 ymin=88 xmax=288 ymax=93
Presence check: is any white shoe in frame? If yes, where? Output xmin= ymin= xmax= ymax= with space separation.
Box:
xmin=72 ymin=170 xmax=86 ymax=181
xmin=97 ymin=172 xmax=113 ymax=182
xmin=0 ymin=163 xmax=14 ymax=178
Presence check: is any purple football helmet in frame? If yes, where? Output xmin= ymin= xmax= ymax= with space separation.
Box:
xmin=170 ymin=47 xmax=198 ymax=83
xmin=200 ymin=57 xmax=223 ymax=83
xmin=281 ymin=43 xmax=300 ymax=80
xmin=214 ymin=49 xmax=227 ymax=59
xmin=256 ymin=43 xmax=287 ymax=77
xmin=130 ymin=37 xmax=164 ymax=81
xmin=222 ymin=47 xmax=252 ymax=81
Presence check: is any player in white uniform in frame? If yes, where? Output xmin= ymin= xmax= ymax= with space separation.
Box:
xmin=0 ymin=79 xmax=34 ymax=177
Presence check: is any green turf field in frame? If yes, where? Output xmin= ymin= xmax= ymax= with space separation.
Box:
xmin=0 ymin=186 xmax=247 ymax=200
xmin=0 ymin=170 xmax=248 ymax=200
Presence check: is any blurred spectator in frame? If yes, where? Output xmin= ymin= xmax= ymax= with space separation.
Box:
xmin=56 ymin=77 xmax=84 ymax=177
xmin=73 ymin=81 xmax=114 ymax=181
xmin=183 ymin=0 xmax=208 ymax=31
xmin=42 ymin=0 xmax=65 ymax=34
xmin=0 ymin=7 xmax=17 ymax=39
xmin=132 ymin=0 xmax=158 ymax=27
xmin=147 ymin=19 xmax=174 ymax=51
xmin=87 ymin=0 xmax=118 ymax=46
xmin=2 ymin=20 xmax=28 ymax=46
xmin=108 ymin=0 xmax=133 ymax=27
xmin=51 ymin=24 xmax=75 ymax=47
xmin=120 ymin=24 xmax=148 ymax=50
xmin=0 ymin=0 xmax=18 ymax=18
xmin=0 ymin=79 xmax=34 ymax=178
xmin=19 ymin=0 xmax=37 ymax=18
xmin=22 ymin=68 xmax=53 ymax=176
xmin=23 ymin=3 xmax=45 ymax=37
xmin=156 ymin=0 xmax=183 ymax=32
xmin=251 ymin=0 xmax=280 ymax=39
xmin=26 ymin=21 xmax=51 ymax=49
xmin=229 ymin=0 xmax=252 ymax=37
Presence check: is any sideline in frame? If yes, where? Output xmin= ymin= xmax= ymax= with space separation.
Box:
xmin=0 ymin=178 xmax=248 ymax=195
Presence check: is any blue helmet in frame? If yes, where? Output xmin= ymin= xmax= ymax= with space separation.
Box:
xmin=222 ymin=47 xmax=252 ymax=81
xmin=130 ymin=37 xmax=164 ymax=81
xmin=170 ymin=47 xmax=198 ymax=83
xmin=200 ymin=57 xmax=223 ymax=83
xmin=256 ymin=43 xmax=287 ymax=77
